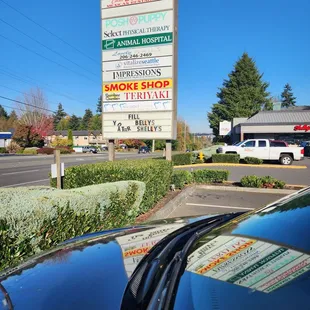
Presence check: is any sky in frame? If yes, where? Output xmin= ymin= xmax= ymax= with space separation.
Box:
xmin=0 ymin=0 xmax=309 ymax=133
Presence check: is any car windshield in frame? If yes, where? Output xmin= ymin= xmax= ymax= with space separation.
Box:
xmin=174 ymin=189 xmax=310 ymax=309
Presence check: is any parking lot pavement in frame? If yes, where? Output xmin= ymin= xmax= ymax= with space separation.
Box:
xmin=166 ymin=187 xmax=286 ymax=218
xmin=177 ymin=158 xmax=310 ymax=186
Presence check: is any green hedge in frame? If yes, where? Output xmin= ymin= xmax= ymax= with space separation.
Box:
xmin=212 ymin=154 xmax=240 ymax=163
xmin=0 ymin=181 xmax=145 ymax=271
xmin=244 ymin=157 xmax=263 ymax=165
xmin=0 ymin=147 xmax=8 ymax=154
xmin=192 ymin=169 xmax=229 ymax=183
xmin=240 ymin=175 xmax=285 ymax=189
xmin=172 ymin=153 xmax=192 ymax=165
xmin=172 ymin=170 xmax=193 ymax=189
xmin=51 ymin=159 xmax=173 ymax=213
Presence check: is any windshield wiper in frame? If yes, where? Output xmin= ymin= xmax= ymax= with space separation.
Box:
xmin=121 ymin=213 xmax=242 ymax=310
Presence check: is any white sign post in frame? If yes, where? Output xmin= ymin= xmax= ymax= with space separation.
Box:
xmin=101 ymin=0 xmax=178 ymax=161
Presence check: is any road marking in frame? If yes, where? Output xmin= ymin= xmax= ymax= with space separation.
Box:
xmin=1 ymin=169 xmax=40 ymax=176
xmin=186 ymin=203 xmax=255 ymax=211
xmin=0 ymin=179 xmax=50 ymax=188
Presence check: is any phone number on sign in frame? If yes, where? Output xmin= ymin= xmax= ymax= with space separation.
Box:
xmin=120 ymin=53 xmax=152 ymax=59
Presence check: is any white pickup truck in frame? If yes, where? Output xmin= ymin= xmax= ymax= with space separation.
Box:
xmin=217 ymin=139 xmax=304 ymax=165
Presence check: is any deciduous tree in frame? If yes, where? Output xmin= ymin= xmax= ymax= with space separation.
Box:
xmin=13 ymin=124 xmax=44 ymax=148
xmin=17 ymin=88 xmax=53 ymax=138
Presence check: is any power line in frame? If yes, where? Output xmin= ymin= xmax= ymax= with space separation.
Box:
xmin=0 ymin=17 xmax=98 ymax=77
xmin=0 ymin=0 xmax=98 ymax=64
xmin=0 ymin=84 xmax=59 ymax=107
xmin=0 ymin=103 xmax=27 ymax=113
xmin=0 ymin=66 xmax=91 ymax=106
xmin=0 ymin=95 xmax=56 ymax=113
xmin=0 ymin=33 xmax=100 ymax=85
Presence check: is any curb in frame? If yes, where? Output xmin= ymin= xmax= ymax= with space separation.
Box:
xmin=174 ymin=163 xmax=307 ymax=169
xmin=148 ymin=186 xmax=196 ymax=221
xmin=196 ymin=185 xmax=297 ymax=195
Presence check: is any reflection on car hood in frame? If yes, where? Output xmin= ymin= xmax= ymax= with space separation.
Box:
xmin=0 ymin=215 xmax=213 ymax=310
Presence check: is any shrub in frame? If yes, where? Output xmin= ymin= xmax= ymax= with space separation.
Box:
xmin=0 ymin=181 xmax=145 ymax=271
xmin=0 ymin=147 xmax=8 ymax=154
xmin=16 ymin=149 xmax=24 ymax=154
xmin=240 ymin=175 xmax=286 ymax=189
xmin=56 ymin=147 xmax=75 ymax=154
xmin=244 ymin=157 xmax=263 ymax=165
xmin=172 ymin=153 xmax=192 ymax=165
xmin=274 ymin=180 xmax=286 ymax=189
xmin=172 ymin=170 xmax=193 ymax=189
xmin=192 ymin=169 xmax=229 ymax=183
xmin=23 ymin=148 xmax=37 ymax=155
xmin=195 ymin=159 xmax=204 ymax=164
xmin=240 ymin=176 xmax=263 ymax=188
xmin=212 ymin=154 xmax=240 ymax=163
xmin=51 ymin=159 xmax=173 ymax=213
xmin=51 ymin=137 xmax=70 ymax=147
xmin=37 ymin=147 xmax=55 ymax=155
xmin=6 ymin=141 xmax=23 ymax=154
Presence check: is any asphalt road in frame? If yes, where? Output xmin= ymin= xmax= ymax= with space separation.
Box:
xmin=0 ymin=152 xmax=157 ymax=188
xmin=167 ymin=188 xmax=286 ymax=218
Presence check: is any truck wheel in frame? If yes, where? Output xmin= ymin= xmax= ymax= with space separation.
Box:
xmin=280 ymin=155 xmax=293 ymax=165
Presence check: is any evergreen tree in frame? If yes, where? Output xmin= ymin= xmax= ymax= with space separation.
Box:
xmin=208 ymin=53 xmax=271 ymax=136
xmin=68 ymin=129 xmax=73 ymax=147
xmin=8 ymin=110 xmax=18 ymax=121
xmin=80 ymin=109 xmax=93 ymax=130
xmin=281 ymin=83 xmax=296 ymax=108
xmin=96 ymin=96 xmax=102 ymax=114
xmin=53 ymin=103 xmax=66 ymax=129
xmin=68 ymin=114 xmax=81 ymax=130
xmin=0 ymin=104 xmax=8 ymax=119
xmin=89 ymin=115 xmax=102 ymax=130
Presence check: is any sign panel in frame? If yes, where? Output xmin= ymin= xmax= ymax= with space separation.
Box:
xmin=103 ymin=45 xmax=173 ymax=62
xmin=186 ymin=236 xmax=310 ymax=294
xmin=101 ymin=0 xmax=177 ymax=139
xmin=103 ymin=56 xmax=172 ymax=71
xmin=101 ymin=0 xmax=173 ymax=19
xmin=219 ymin=121 xmax=232 ymax=136
xmin=116 ymin=224 xmax=184 ymax=277
xmin=51 ymin=163 xmax=64 ymax=178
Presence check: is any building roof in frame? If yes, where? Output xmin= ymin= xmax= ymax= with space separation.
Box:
xmin=243 ymin=106 xmax=310 ymax=125
xmin=50 ymin=130 xmax=102 ymax=136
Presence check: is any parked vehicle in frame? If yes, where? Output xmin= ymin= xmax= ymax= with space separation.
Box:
xmin=138 ymin=146 xmax=150 ymax=154
xmin=300 ymin=141 xmax=310 ymax=148
xmin=217 ymin=139 xmax=304 ymax=165
xmin=1 ymin=187 xmax=310 ymax=309
xmin=82 ymin=146 xmax=97 ymax=154
xmin=101 ymin=144 xmax=108 ymax=151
